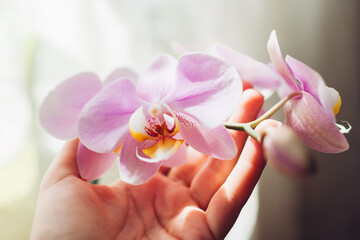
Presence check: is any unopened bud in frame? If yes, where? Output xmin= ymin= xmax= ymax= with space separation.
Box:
xmin=263 ymin=125 xmax=314 ymax=177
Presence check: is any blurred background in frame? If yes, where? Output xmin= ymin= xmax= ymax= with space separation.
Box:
xmin=0 ymin=0 xmax=359 ymax=239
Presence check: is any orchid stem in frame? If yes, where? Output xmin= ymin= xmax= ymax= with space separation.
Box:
xmin=249 ymin=91 xmax=302 ymax=128
xmin=90 ymin=179 xmax=99 ymax=185
xmin=224 ymin=91 xmax=302 ymax=142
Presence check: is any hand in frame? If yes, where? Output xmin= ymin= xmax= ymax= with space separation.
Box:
xmin=31 ymin=89 xmax=275 ymax=240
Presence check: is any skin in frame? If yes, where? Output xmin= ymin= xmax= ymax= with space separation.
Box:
xmin=31 ymin=89 xmax=277 ymax=240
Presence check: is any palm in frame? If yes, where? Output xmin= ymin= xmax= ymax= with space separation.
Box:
xmin=32 ymin=90 xmax=272 ymax=240
xmin=65 ymin=173 xmax=214 ymax=239
xmin=38 ymin=151 xmax=232 ymax=239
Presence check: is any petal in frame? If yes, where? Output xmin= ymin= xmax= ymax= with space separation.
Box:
xmin=213 ymin=44 xmax=281 ymax=89
xmin=267 ymin=63 xmax=293 ymax=98
xmin=162 ymin=143 xmax=187 ymax=167
xmin=129 ymin=107 xmax=156 ymax=141
xmin=263 ymin=125 xmax=313 ymax=177
xmin=136 ymin=54 xmax=177 ymax=103
xmin=39 ymin=73 xmax=102 ymax=139
xmin=285 ymin=55 xmax=322 ymax=97
xmin=119 ymin=133 xmax=161 ymax=185
xmin=104 ymin=67 xmax=138 ymax=86
xmin=267 ymin=30 xmax=300 ymax=91
xmin=166 ymin=53 xmax=243 ymax=129
xmin=284 ymin=92 xmax=349 ymax=153
xmin=176 ymin=112 xmax=237 ymax=160
xmin=285 ymin=55 xmax=340 ymax=120
xmin=78 ymin=78 xmax=142 ymax=153
xmin=77 ymin=142 xmax=117 ymax=181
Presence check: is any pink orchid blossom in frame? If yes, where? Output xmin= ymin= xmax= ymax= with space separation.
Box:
xmin=39 ymin=69 xmax=137 ymax=180
xmin=267 ymin=30 xmax=349 ymax=153
xmin=77 ymin=53 xmax=242 ymax=185
xmin=212 ymin=44 xmax=282 ymax=90
xmin=263 ymin=124 xmax=313 ymax=177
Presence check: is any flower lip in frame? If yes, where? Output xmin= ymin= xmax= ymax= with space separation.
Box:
xmin=137 ymin=137 xmax=184 ymax=163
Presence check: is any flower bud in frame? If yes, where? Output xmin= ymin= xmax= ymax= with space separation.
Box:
xmin=263 ymin=125 xmax=314 ymax=177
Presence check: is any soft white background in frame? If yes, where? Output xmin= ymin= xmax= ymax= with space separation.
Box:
xmin=0 ymin=1 xmax=359 ymax=239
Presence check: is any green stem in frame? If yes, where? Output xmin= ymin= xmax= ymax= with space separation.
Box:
xmin=244 ymin=123 xmax=261 ymax=142
xmin=224 ymin=91 xmax=302 ymax=141
xmin=89 ymin=179 xmax=99 ymax=185
xmin=249 ymin=91 xmax=302 ymax=128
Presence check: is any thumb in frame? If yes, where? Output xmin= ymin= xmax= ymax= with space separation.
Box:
xmin=41 ymin=138 xmax=81 ymax=189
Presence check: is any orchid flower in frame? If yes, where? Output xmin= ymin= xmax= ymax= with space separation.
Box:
xmin=77 ymin=53 xmax=242 ymax=185
xmin=263 ymin=124 xmax=314 ymax=177
xmin=267 ymin=30 xmax=349 ymax=153
xmin=39 ymin=69 xmax=137 ymax=180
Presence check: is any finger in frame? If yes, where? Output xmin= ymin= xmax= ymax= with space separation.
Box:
xmin=189 ymin=89 xmax=264 ymax=210
xmin=228 ymin=89 xmax=264 ymax=154
xmin=205 ymin=119 xmax=280 ymax=239
xmin=41 ymin=138 xmax=81 ymax=189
